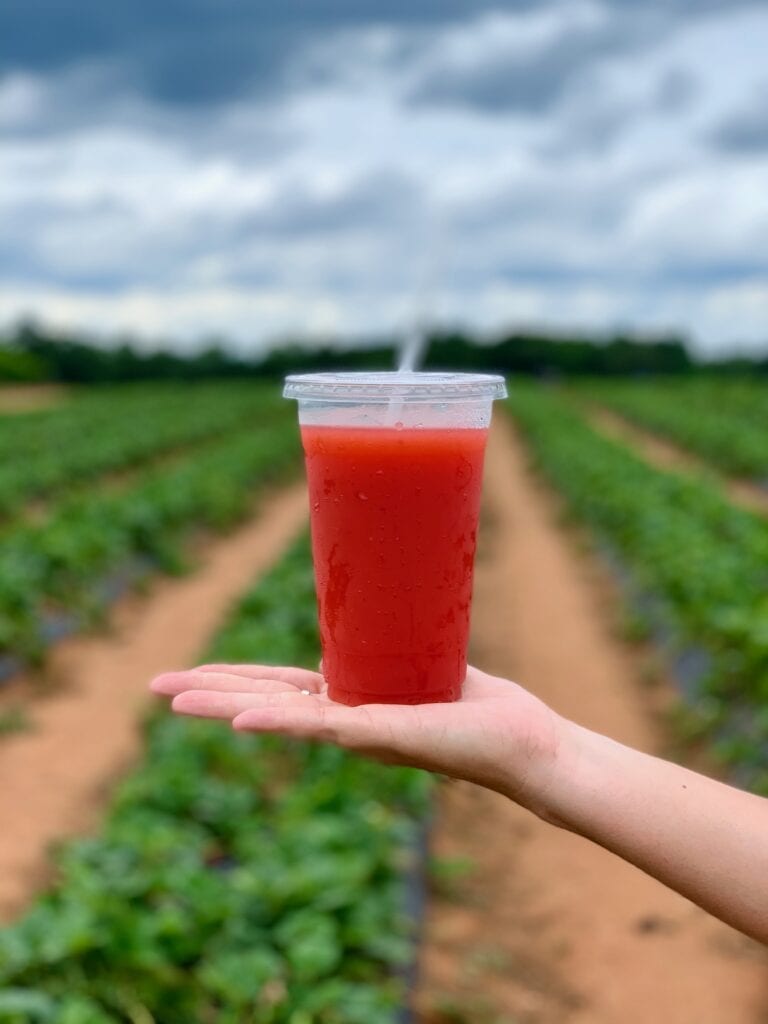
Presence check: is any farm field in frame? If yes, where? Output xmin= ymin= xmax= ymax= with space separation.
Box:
xmin=0 ymin=378 xmax=766 ymax=1021
xmin=0 ymin=383 xmax=299 ymax=673
xmin=577 ymin=377 xmax=768 ymax=483
xmin=513 ymin=384 xmax=768 ymax=790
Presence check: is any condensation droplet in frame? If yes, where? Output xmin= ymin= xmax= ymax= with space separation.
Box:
xmin=357 ymin=492 xmax=369 ymax=501
xmin=394 ymin=420 xmax=404 ymax=430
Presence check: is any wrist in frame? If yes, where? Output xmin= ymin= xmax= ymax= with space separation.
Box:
xmin=493 ymin=709 xmax=581 ymax=822
xmin=531 ymin=720 xmax=638 ymax=835
xmin=510 ymin=716 xmax=612 ymax=829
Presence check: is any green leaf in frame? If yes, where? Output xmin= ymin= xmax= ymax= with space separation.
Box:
xmin=197 ymin=947 xmax=285 ymax=1007
xmin=0 ymin=990 xmax=56 ymax=1022
xmin=275 ymin=911 xmax=343 ymax=983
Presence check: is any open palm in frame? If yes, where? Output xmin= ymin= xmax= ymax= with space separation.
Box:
xmin=151 ymin=664 xmax=564 ymax=811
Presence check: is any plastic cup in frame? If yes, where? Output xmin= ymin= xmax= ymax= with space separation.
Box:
xmin=284 ymin=371 xmax=507 ymax=705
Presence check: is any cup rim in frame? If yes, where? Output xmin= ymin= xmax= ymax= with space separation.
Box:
xmin=283 ymin=371 xmax=507 ymax=403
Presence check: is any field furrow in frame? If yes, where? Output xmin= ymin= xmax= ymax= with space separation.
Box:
xmin=580 ymin=379 xmax=768 ymax=483
xmin=415 ymin=415 xmax=767 ymax=1024
xmin=0 ymin=383 xmax=287 ymax=519
xmin=0 ymin=482 xmax=309 ymax=922
xmin=508 ymin=385 xmax=768 ymax=789
xmin=0 ymin=526 xmax=433 ymax=1023
xmin=588 ymin=406 xmax=768 ymax=517
xmin=0 ymin=403 xmax=300 ymax=675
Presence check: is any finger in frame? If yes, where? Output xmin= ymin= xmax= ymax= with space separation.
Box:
xmin=232 ymin=702 xmax=385 ymax=749
xmin=194 ymin=663 xmax=324 ymax=692
xmin=151 ymin=670 xmax=297 ymax=698
xmin=171 ymin=689 xmax=318 ymax=720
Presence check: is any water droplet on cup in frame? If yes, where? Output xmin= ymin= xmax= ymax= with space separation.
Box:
xmin=357 ymin=492 xmax=368 ymax=501
xmin=394 ymin=420 xmax=404 ymax=430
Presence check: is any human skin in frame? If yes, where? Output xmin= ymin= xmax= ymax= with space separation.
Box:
xmin=151 ymin=664 xmax=768 ymax=945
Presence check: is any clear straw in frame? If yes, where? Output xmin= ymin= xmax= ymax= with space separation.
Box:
xmin=398 ymin=319 xmax=428 ymax=373
xmin=387 ymin=320 xmax=429 ymax=424
xmin=389 ymin=196 xmax=439 ymax=421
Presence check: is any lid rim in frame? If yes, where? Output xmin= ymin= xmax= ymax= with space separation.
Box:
xmin=283 ymin=371 xmax=507 ymax=402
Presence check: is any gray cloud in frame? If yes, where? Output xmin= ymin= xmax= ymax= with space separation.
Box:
xmin=405 ymin=6 xmax=715 ymax=117
xmin=709 ymin=85 xmax=768 ymax=151
xmin=654 ymin=68 xmax=697 ymax=114
xmin=0 ymin=1 xmax=532 ymax=110
xmin=234 ymin=171 xmax=421 ymax=240
xmin=0 ymin=165 xmax=424 ymax=292
xmin=0 ymin=0 xmax=742 ymax=116
xmin=0 ymin=64 xmax=298 ymax=166
xmin=1 ymin=0 xmax=767 ymax=352
xmin=406 ymin=24 xmax=625 ymax=116
xmin=540 ymin=68 xmax=698 ymax=157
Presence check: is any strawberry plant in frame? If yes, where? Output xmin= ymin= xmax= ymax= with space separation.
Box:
xmin=0 ymin=383 xmax=287 ymax=518
xmin=0 ymin=419 xmax=300 ymax=666
xmin=580 ymin=378 xmax=768 ymax=482
xmin=510 ymin=385 xmax=768 ymax=790
xmin=0 ymin=538 xmax=431 ymax=1022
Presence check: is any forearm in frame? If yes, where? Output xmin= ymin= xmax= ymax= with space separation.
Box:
xmin=530 ymin=722 xmax=768 ymax=943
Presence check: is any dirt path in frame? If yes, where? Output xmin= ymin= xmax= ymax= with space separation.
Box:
xmin=415 ymin=417 xmax=768 ymax=1024
xmin=0 ymin=384 xmax=67 ymax=413
xmin=0 ymin=482 xmax=307 ymax=921
xmin=591 ymin=407 xmax=768 ymax=516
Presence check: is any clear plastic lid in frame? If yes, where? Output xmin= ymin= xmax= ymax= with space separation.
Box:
xmin=283 ymin=371 xmax=507 ymax=404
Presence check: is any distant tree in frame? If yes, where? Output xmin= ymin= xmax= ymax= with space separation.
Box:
xmin=4 ymin=318 xmax=764 ymax=382
xmin=0 ymin=347 xmax=50 ymax=382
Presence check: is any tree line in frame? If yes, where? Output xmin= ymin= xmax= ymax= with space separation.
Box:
xmin=0 ymin=321 xmax=765 ymax=383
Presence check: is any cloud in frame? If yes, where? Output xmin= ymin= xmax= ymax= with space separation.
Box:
xmin=405 ymin=4 xmax=626 ymax=115
xmin=1 ymin=0 xmax=739 ymax=116
xmin=1 ymin=1 xmax=767 ymax=354
xmin=537 ymin=67 xmax=698 ymax=157
xmin=0 ymin=67 xmax=298 ymax=170
xmin=403 ymin=3 xmax=719 ymax=118
xmin=0 ymin=127 xmax=424 ymax=295
xmin=0 ymin=1 xmax=528 ymax=111
xmin=709 ymin=84 xmax=768 ymax=151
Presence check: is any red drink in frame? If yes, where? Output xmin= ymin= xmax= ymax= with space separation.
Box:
xmin=301 ymin=424 xmax=489 ymax=705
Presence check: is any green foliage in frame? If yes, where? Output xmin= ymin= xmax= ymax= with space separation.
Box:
xmin=510 ymin=385 xmax=768 ymax=783
xmin=0 ymin=348 xmax=49 ymax=383
xmin=582 ymin=378 xmax=768 ymax=481
xmin=0 ymin=538 xmax=431 ymax=1020
xmin=9 ymin=320 xmax=706 ymax=384
xmin=0 ymin=398 xmax=300 ymax=664
xmin=0 ymin=382 xmax=285 ymax=517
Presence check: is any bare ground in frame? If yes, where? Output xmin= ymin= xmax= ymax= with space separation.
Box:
xmin=415 ymin=416 xmax=768 ymax=1024
xmin=0 ymin=384 xmax=67 ymax=413
xmin=590 ymin=407 xmax=768 ymax=517
xmin=0 ymin=481 xmax=307 ymax=921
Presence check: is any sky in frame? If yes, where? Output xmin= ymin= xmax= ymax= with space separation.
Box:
xmin=1 ymin=1 xmax=767 ymax=357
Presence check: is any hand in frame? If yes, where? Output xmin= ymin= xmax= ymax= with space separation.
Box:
xmin=150 ymin=663 xmax=768 ymax=941
xmin=150 ymin=664 xmax=567 ymax=817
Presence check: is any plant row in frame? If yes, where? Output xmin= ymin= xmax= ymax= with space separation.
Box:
xmin=0 ymin=383 xmax=287 ymax=518
xmin=509 ymin=385 xmax=768 ymax=789
xmin=579 ymin=378 xmax=768 ymax=482
xmin=0 ymin=420 xmax=300 ymax=665
xmin=0 ymin=537 xmax=431 ymax=1023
